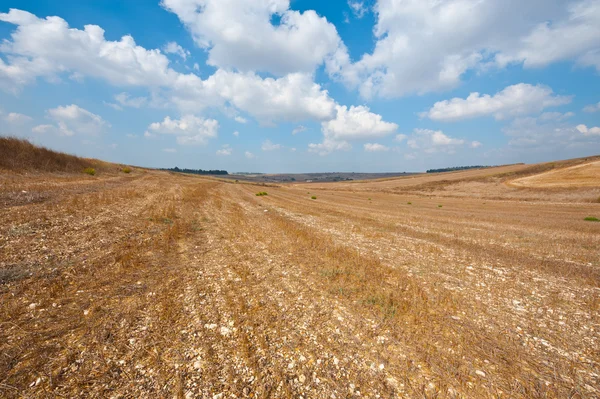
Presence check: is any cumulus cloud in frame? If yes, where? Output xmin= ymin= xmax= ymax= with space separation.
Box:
xmin=31 ymin=124 xmax=53 ymax=134
xmin=233 ymin=131 xmax=239 ymax=137
xmin=394 ymin=134 xmax=408 ymax=142
xmin=321 ymin=105 xmax=397 ymax=141
xmin=348 ymin=1 xmax=368 ymax=19
xmin=4 ymin=112 xmax=32 ymax=124
xmin=0 ymin=9 xmax=340 ymax=126
xmin=216 ymin=144 xmax=232 ymax=155
xmin=114 ymin=92 xmax=148 ymax=109
xmin=364 ymin=143 xmax=389 ymax=152
xmin=146 ymin=115 xmax=219 ymax=145
xmin=163 ymin=41 xmax=190 ymax=60
xmin=234 ymin=116 xmax=247 ymax=124
xmin=308 ymin=139 xmax=352 ymax=156
xmin=161 ymin=0 xmax=346 ymax=76
xmin=331 ymin=0 xmax=600 ymax=98
xmin=403 ymin=129 xmax=476 ymax=155
xmin=424 ymin=84 xmax=572 ymax=122
xmin=245 ymin=151 xmax=256 ymax=159
xmin=309 ymin=105 xmax=397 ymax=154
xmin=261 ymin=139 xmax=282 ymax=151
xmin=584 ymin=102 xmax=600 ymax=113
xmin=292 ymin=125 xmax=307 ymax=135
xmin=0 ymin=9 xmax=177 ymax=90
xmin=501 ymin=116 xmax=600 ymax=155
xmin=576 ymin=124 xmax=600 ymax=136
xmin=38 ymin=104 xmax=109 ymax=136
xmin=205 ymin=70 xmax=337 ymax=125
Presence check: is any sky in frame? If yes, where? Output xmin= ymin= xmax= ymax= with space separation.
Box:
xmin=1 ymin=0 xmax=600 ymax=173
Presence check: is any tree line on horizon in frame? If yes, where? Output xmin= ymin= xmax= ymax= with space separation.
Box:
xmin=426 ymin=165 xmax=491 ymax=174
xmin=161 ymin=167 xmax=228 ymax=175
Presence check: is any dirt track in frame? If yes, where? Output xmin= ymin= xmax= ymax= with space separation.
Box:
xmin=1 ymin=167 xmax=599 ymax=398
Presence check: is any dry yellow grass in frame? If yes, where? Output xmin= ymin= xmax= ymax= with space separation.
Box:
xmin=1 ymin=149 xmax=599 ymax=398
xmin=510 ymin=160 xmax=600 ymax=188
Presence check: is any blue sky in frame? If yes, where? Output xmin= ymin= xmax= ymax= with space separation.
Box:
xmin=1 ymin=0 xmax=600 ymax=172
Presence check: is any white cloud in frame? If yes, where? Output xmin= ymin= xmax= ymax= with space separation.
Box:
xmin=584 ymin=102 xmax=600 ymax=113
xmin=405 ymin=129 xmax=471 ymax=154
xmin=0 ymin=9 xmax=177 ymax=90
xmin=5 ymin=112 xmax=32 ymax=124
xmin=114 ymin=92 xmax=148 ymax=108
xmin=538 ymin=111 xmax=574 ymax=121
xmin=161 ymin=0 xmax=346 ymax=76
xmin=331 ymin=0 xmax=600 ymax=98
xmin=204 ymin=70 xmax=337 ymax=125
xmin=502 ymin=117 xmax=600 ymax=153
xmin=394 ymin=133 xmax=407 ymax=142
xmin=310 ymin=105 xmax=397 ymax=154
xmin=495 ymin=1 xmax=600 ymax=70
xmin=348 ymin=1 xmax=368 ymax=19
xmin=163 ymin=148 xmax=177 ymax=153
xmin=216 ymin=144 xmax=232 ymax=155
xmin=234 ymin=116 xmax=247 ymax=124
xmin=292 ymin=125 xmax=307 ymax=135
xmin=308 ymin=139 xmax=351 ymax=156
xmin=364 ymin=143 xmax=389 ymax=152
xmin=233 ymin=131 xmax=239 ymax=137
xmin=245 ymin=151 xmax=256 ymax=159
xmin=104 ymin=101 xmax=123 ymax=111
xmin=0 ymin=10 xmax=346 ymax=129
xmin=32 ymin=124 xmax=53 ymax=134
xmin=163 ymin=41 xmax=190 ymax=60
xmin=424 ymin=84 xmax=572 ymax=122
xmin=261 ymin=139 xmax=281 ymax=151
xmin=193 ymin=63 xmax=199 ymax=71
xmin=322 ymin=105 xmax=397 ymax=140
xmin=470 ymin=141 xmax=483 ymax=148
xmin=45 ymin=104 xmax=109 ymax=136
xmin=576 ymin=124 xmax=600 ymax=136
xmin=146 ymin=115 xmax=219 ymax=145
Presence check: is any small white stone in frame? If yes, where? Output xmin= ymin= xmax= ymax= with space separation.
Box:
xmin=333 ymin=357 xmax=339 ymax=366
xmin=299 ymin=374 xmax=306 ymax=383
xmin=219 ymin=326 xmax=231 ymax=336
xmin=475 ymin=370 xmax=486 ymax=377
xmin=288 ymin=362 xmax=295 ymax=369
xmin=28 ymin=303 xmax=37 ymax=310
xmin=379 ymin=364 xmax=385 ymax=370
xmin=83 ymin=309 xmax=89 ymax=316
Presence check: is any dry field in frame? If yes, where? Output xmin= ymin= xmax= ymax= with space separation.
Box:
xmin=1 ymin=145 xmax=599 ymax=398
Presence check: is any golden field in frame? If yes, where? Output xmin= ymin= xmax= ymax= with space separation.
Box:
xmin=1 ymin=139 xmax=599 ymax=398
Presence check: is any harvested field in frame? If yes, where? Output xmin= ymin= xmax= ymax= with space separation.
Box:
xmin=511 ymin=160 xmax=600 ymax=188
xmin=1 ymin=156 xmax=599 ymax=398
